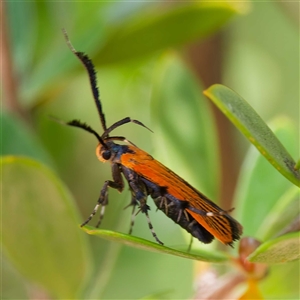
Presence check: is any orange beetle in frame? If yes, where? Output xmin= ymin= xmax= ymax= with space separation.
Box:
xmin=61 ymin=30 xmax=243 ymax=246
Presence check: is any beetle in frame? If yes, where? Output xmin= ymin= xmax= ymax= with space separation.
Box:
xmin=60 ymin=30 xmax=243 ymax=247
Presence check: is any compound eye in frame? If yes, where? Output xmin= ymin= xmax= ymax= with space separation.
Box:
xmin=102 ymin=150 xmax=111 ymax=160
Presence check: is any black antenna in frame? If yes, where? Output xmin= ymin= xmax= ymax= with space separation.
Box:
xmin=102 ymin=117 xmax=153 ymax=139
xmin=62 ymin=29 xmax=107 ymax=132
xmin=66 ymin=120 xmax=108 ymax=149
xmin=51 ymin=116 xmax=108 ymax=149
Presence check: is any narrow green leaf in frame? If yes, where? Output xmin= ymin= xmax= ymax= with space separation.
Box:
xmin=1 ymin=156 xmax=91 ymax=298
xmin=94 ymin=3 xmax=240 ymax=65
xmin=204 ymin=84 xmax=300 ymax=187
xmin=247 ymin=232 xmax=300 ymax=264
xmin=81 ymin=227 xmax=228 ymax=263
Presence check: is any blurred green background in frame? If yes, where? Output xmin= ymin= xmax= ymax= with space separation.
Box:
xmin=1 ymin=1 xmax=299 ymax=299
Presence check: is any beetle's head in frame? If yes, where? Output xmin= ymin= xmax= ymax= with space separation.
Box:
xmin=96 ymin=142 xmax=114 ymax=163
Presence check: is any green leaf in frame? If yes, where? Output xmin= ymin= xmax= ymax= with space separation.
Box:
xmin=1 ymin=111 xmax=55 ymax=168
xmin=81 ymin=227 xmax=228 ymax=263
xmin=151 ymin=54 xmax=219 ymax=199
xmin=203 ymin=84 xmax=300 ymax=187
xmin=260 ymin=260 xmax=299 ymax=298
xmin=295 ymin=159 xmax=300 ymax=171
xmin=138 ymin=290 xmax=173 ymax=300
xmin=1 ymin=258 xmax=29 ymax=300
xmin=94 ymin=3 xmax=240 ymax=65
xmin=1 ymin=156 xmax=91 ymax=298
xmin=247 ymin=232 xmax=300 ymax=264
xmin=258 ymin=186 xmax=300 ymax=241
xmin=232 ymin=116 xmax=298 ymax=237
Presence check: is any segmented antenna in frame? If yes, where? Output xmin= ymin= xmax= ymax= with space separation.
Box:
xmin=62 ymin=29 xmax=107 ymax=132
xmin=52 ymin=116 xmax=108 ymax=149
xmin=66 ymin=120 xmax=105 ymax=147
xmin=102 ymin=117 xmax=153 ymax=139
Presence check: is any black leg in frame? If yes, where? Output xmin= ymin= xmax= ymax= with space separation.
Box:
xmin=81 ymin=163 xmax=124 ymax=227
xmin=128 ymin=179 xmax=164 ymax=245
xmin=127 ymin=195 xmax=138 ymax=235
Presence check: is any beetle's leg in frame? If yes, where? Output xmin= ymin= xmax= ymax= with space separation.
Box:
xmin=125 ymin=185 xmax=145 ymax=236
xmin=141 ymin=204 xmax=164 ymax=245
xmin=187 ymin=235 xmax=194 ymax=252
xmin=121 ymin=167 xmax=141 ymax=235
xmin=135 ymin=194 xmax=163 ymax=245
xmin=130 ymin=180 xmax=164 ymax=245
xmin=122 ymin=168 xmax=163 ymax=245
xmin=81 ymin=163 xmax=124 ymax=227
xmin=122 ymin=188 xmax=139 ymax=235
xmin=127 ymin=194 xmax=137 ymax=235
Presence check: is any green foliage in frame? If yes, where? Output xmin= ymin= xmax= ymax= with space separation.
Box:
xmin=232 ymin=116 xmax=298 ymax=237
xmin=151 ymin=54 xmax=219 ymax=199
xmin=204 ymin=85 xmax=299 ymax=187
xmin=2 ymin=1 xmax=299 ymax=299
xmin=1 ymin=157 xmax=90 ymax=298
xmin=81 ymin=227 xmax=228 ymax=263
xmin=94 ymin=2 xmax=238 ymax=65
xmin=1 ymin=112 xmax=55 ymax=168
xmin=248 ymin=232 xmax=299 ymax=264
xmin=204 ymin=86 xmax=299 ymax=265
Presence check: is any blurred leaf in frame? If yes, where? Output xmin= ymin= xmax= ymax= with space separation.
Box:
xmin=6 ymin=1 xmax=38 ymax=77
xmin=139 ymin=290 xmax=173 ymax=300
xmin=1 ymin=156 xmax=91 ymax=298
xmin=203 ymin=84 xmax=300 ymax=187
xmin=258 ymin=186 xmax=300 ymax=240
xmin=259 ymin=259 xmax=299 ymax=298
xmin=6 ymin=1 xmax=109 ymax=107
xmin=81 ymin=227 xmax=228 ymax=263
xmin=232 ymin=116 xmax=298 ymax=237
xmin=1 ymin=257 xmax=29 ymax=300
xmin=247 ymin=232 xmax=300 ymax=264
xmin=295 ymin=159 xmax=300 ymax=171
xmin=1 ymin=111 xmax=55 ymax=168
xmin=151 ymin=54 xmax=219 ymax=199
xmin=95 ymin=2 xmax=240 ymax=65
